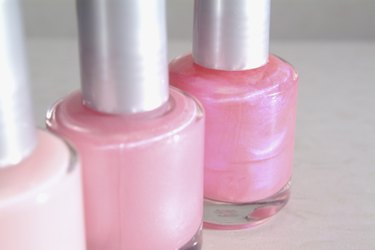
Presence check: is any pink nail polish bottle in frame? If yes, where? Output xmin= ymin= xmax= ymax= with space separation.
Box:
xmin=169 ymin=0 xmax=299 ymax=229
xmin=46 ymin=0 xmax=204 ymax=249
xmin=0 ymin=1 xmax=86 ymax=249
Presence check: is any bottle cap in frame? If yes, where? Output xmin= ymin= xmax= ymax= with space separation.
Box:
xmin=193 ymin=0 xmax=270 ymax=71
xmin=77 ymin=0 xmax=169 ymax=114
xmin=0 ymin=0 xmax=36 ymax=167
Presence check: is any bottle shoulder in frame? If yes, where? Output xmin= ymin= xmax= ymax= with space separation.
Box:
xmin=46 ymin=88 xmax=204 ymax=146
xmin=169 ymin=54 xmax=298 ymax=100
xmin=0 ymin=130 xmax=77 ymax=208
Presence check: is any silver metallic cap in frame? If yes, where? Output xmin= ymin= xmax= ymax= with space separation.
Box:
xmin=77 ymin=0 xmax=169 ymax=114
xmin=193 ymin=0 xmax=270 ymax=71
xmin=0 ymin=0 xmax=36 ymax=167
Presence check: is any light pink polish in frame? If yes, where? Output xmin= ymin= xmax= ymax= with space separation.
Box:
xmin=169 ymin=0 xmax=299 ymax=229
xmin=0 ymin=131 xmax=86 ymax=250
xmin=0 ymin=1 xmax=86 ymax=249
xmin=47 ymin=89 xmax=204 ymax=249
xmin=46 ymin=0 xmax=204 ymax=249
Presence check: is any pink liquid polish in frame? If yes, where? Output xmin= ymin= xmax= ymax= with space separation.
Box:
xmin=46 ymin=0 xmax=204 ymax=249
xmin=169 ymin=0 xmax=299 ymax=229
xmin=0 ymin=1 xmax=86 ymax=249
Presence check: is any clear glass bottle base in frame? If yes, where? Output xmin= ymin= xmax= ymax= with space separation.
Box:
xmin=203 ymin=182 xmax=291 ymax=230
xmin=180 ymin=225 xmax=202 ymax=250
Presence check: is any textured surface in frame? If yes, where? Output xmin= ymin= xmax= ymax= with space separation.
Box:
xmin=29 ymin=39 xmax=375 ymax=249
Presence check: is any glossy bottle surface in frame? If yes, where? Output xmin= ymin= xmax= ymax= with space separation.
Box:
xmin=47 ymin=88 xmax=204 ymax=249
xmin=170 ymin=54 xmax=298 ymax=228
xmin=0 ymin=130 xmax=86 ymax=250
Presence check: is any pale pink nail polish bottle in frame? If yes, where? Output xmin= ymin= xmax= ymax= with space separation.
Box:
xmin=0 ymin=1 xmax=86 ymax=249
xmin=46 ymin=0 xmax=204 ymax=249
xmin=169 ymin=0 xmax=299 ymax=229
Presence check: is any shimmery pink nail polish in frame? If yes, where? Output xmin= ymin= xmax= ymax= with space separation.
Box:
xmin=46 ymin=0 xmax=204 ymax=249
xmin=169 ymin=0 xmax=299 ymax=229
xmin=0 ymin=1 xmax=86 ymax=249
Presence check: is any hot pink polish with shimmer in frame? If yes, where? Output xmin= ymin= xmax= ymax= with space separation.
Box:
xmin=46 ymin=0 xmax=204 ymax=249
xmin=169 ymin=0 xmax=299 ymax=229
xmin=0 ymin=1 xmax=85 ymax=249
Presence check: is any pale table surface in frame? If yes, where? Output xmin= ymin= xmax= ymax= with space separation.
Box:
xmin=29 ymin=38 xmax=375 ymax=250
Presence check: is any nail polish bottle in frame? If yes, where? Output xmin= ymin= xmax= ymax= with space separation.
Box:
xmin=169 ymin=0 xmax=299 ymax=229
xmin=0 ymin=1 xmax=86 ymax=249
xmin=46 ymin=0 xmax=204 ymax=249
